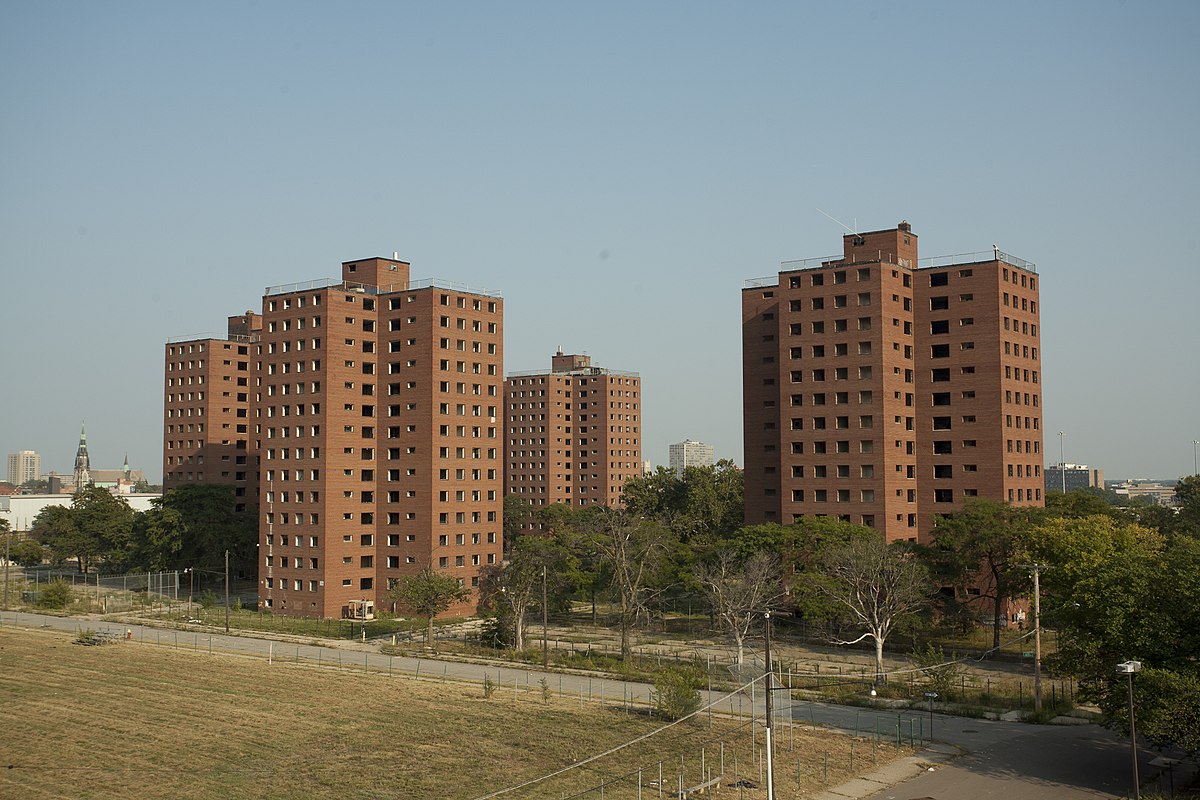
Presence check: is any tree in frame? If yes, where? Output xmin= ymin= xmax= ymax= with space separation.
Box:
xmin=156 ymin=484 xmax=256 ymax=574
xmin=1025 ymin=515 xmax=1200 ymax=754
xmin=573 ymin=508 xmax=674 ymax=660
xmin=130 ymin=506 xmax=186 ymax=572
xmin=1176 ymin=474 xmax=1200 ymax=535
xmin=622 ymin=461 xmax=744 ymax=543
xmin=10 ymin=539 xmax=47 ymax=567
xmin=801 ymin=531 xmax=930 ymax=683
xmin=1045 ymin=489 xmax=1120 ymax=519
xmin=388 ymin=568 xmax=468 ymax=651
xmin=71 ymin=487 xmax=135 ymax=573
xmin=695 ymin=549 xmax=782 ymax=665
xmin=19 ymin=478 xmax=49 ymax=493
xmin=926 ymin=499 xmax=1041 ymax=651
xmin=30 ymin=504 xmax=90 ymax=572
xmin=480 ymin=535 xmax=576 ymax=652
xmin=502 ymin=495 xmax=537 ymax=551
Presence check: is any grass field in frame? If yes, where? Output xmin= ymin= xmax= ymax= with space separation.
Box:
xmin=0 ymin=628 xmax=916 ymax=799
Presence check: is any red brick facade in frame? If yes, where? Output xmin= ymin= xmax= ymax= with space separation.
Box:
xmin=163 ymin=311 xmax=261 ymax=512
xmin=505 ymin=352 xmax=642 ymax=508
xmin=743 ymin=222 xmax=1043 ymax=541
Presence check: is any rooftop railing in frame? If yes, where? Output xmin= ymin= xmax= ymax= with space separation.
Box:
xmin=507 ymin=367 xmax=641 ymax=379
xmin=263 ymin=277 xmax=502 ymax=298
xmin=165 ymin=332 xmax=257 ymax=344
xmin=745 ymin=247 xmax=1037 ymax=286
xmin=918 ymin=249 xmax=1037 ymax=273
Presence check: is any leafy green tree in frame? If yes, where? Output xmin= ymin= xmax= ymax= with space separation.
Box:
xmin=926 ymin=499 xmax=1041 ymax=651
xmin=19 ymin=478 xmax=49 ymax=493
xmin=798 ymin=531 xmax=930 ymax=683
xmin=31 ymin=504 xmax=91 ymax=572
xmin=388 ymin=568 xmax=469 ymax=650
xmin=130 ymin=506 xmax=186 ymax=572
xmin=71 ymin=487 xmax=135 ymax=573
xmin=10 ymin=539 xmax=46 ymax=567
xmin=1025 ymin=515 xmax=1200 ymax=754
xmin=156 ymin=484 xmax=256 ymax=574
xmin=1044 ymin=489 xmax=1118 ymax=520
xmin=502 ymin=494 xmax=537 ymax=550
xmin=1175 ymin=474 xmax=1200 ymax=535
xmin=622 ymin=460 xmax=744 ymax=542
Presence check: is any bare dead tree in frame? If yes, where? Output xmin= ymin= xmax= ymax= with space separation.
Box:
xmin=809 ymin=533 xmax=930 ymax=683
xmin=577 ymin=509 xmax=672 ymax=660
xmin=695 ymin=550 xmax=783 ymax=665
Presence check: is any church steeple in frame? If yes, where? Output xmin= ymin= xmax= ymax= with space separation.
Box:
xmin=73 ymin=423 xmax=92 ymax=490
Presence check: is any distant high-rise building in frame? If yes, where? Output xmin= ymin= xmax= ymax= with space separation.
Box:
xmin=1044 ymin=463 xmax=1104 ymax=494
xmin=505 ymin=351 xmax=642 ymax=507
xmin=669 ymin=440 xmax=714 ymax=475
xmin=743 ymin=221 xmax=1044 ymax=542
xmin=164 ymin=311 xmax=261 ymax=512
xmin=6 ymin=450 xmax=40 ymax=486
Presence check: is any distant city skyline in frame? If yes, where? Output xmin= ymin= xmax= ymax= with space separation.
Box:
xmin=2 ymin=3 xmax=1198 ymax=483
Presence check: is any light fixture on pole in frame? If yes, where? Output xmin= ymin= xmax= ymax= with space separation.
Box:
xmin=1057 ymin=431 xmax=1066 ymax=493
xmin=763 ymin=610 xmax=776 ymax=800
xmin=923 ymin=692 xmax=938 ymax=739
xmin=1116 ymin=660 xmax=1143 ymax=800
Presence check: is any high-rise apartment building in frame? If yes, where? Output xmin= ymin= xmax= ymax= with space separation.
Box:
xmin=669 ymin=440 xmax=714 ymax=475
xmin=6 ymin=450 xmax=41 ymax=486
xmin=163 ymin=312 xmax=261 ymax=511
xmin=505 ymin=351 xmax=642 ymax=507
xmin=254 ymin=257 xmax=503 ymax=618
xmin=743 ymin=222 xmax=1043 ymax=542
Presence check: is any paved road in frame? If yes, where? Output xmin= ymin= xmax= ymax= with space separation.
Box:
xmin=3 ymin=610 xmax=1177 ymax=799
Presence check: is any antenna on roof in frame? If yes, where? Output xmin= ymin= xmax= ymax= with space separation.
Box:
xmin=816 ymin=208 xmax=858 ymax=235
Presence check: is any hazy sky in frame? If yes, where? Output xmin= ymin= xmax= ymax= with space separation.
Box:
xmin=2 ymin=2 xmax=1198 ymax=483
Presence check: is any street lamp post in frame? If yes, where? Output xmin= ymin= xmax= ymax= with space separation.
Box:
xmin=1117 ymin=660 xmax=1143 ymax=800
xmin=763 ymin=610 xmax=776 ymax=800
xmin=1058 ymin=431 xmax=1066 ymax=493
xmin=541 ymin=564 xmax=548 ymax=669
xmin=1192 ymin=440 xmax=1199 ymax=476
xmin=185 ymin=567 xmax=194 ymax=615
xmin=924 ymin=692 xmax=938 ymax=739
xmin=224 ymin=549 xmax=230 ymax=634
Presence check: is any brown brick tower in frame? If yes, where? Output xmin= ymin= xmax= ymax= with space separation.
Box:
xmin=505 ymin=351 xmax=642 ymax=508
xmin=254 ymin=257 xmax=504 ymax=618
xmin=743 ymin=222 xmax=1042 ymax=541
xmin=163 ymin=311 xmax=261 ymax=512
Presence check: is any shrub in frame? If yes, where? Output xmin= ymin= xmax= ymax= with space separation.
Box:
xmin=483 ymin=675 xmax=496 ymax=699
xmin=653 ymin=665 xmax=703 ymax=721
xmin=909 ymin=642 xmax=964 ymax=700
xmin=197 ymin=590 xmax=219 ymax=609
xmin=38 ymin=579 xmax=73 ymax=610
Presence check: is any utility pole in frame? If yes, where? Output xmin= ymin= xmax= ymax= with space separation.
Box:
xmin=541 ymin=564 xmax=548 ymax=669
xmin=3 ymin=527 xmax=11 ymax=611
xmin=224 ymin=549 xmax=230 ymax=634
xmin=1019 ymin=562 xmax=1047 ymax=711
xmin=764 ymin=610 xmax=775 ymax=800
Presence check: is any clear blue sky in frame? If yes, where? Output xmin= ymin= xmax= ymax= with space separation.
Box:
xmin=2 ymin=1 xmax=1198 ymax=483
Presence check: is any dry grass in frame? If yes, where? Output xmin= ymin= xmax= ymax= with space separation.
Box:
xmin=0 ymin=628 xmax=912 ymax=799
